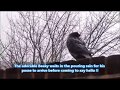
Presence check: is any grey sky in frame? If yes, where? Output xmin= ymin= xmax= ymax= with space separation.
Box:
xmin=1 ymin=11 xmax=119 ymax=43
xmin=0 ymin=11 xmax=120 ymax=69
xmin=0 ymin=11 xmax=120 ymax=58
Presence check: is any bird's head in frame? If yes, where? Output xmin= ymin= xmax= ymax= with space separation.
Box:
xmin=69 ymin=32 xmax=80 ymax=38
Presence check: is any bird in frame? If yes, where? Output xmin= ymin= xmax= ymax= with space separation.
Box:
xmin=66 ymin=32 xmax=92 ymax=60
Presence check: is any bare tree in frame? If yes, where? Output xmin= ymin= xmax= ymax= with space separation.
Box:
xmin=0 ymin=11 xmax=80 ymax=68
xmin=0 ymin=11 xmax=120 ymax=69
xmin=79 ymin=11 xmax=120 ymax=56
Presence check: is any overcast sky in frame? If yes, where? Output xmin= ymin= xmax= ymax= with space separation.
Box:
xmin=1 ymin=11 xmax=119 ymax=43
xmin=0 ymin=11 xmax=120 ymax=58
xmin=1 ymin=11 xmax=120 ymax=70
xmin=0 ymin=12 xmax=19 ymax=43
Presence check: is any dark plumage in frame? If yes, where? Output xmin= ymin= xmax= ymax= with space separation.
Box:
xmin=66 ymin=32 xmax=92 ymax=60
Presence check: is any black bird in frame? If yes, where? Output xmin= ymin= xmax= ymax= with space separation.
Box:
xmin=66 ymin=32 xmax=92 ymax=60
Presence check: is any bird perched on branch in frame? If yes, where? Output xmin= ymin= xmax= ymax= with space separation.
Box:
xmin=66 ymin=32 xmax=92 ymax=60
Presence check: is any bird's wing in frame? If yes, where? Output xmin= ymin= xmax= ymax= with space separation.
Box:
xmin=67 ymin=38 xmax=91 ymax=55
xmin=76 ymin=43 xmax=91 ymax=54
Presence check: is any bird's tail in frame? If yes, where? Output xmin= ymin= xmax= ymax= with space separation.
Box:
xmin=83 ymin=54 xmax=92 ymax=59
